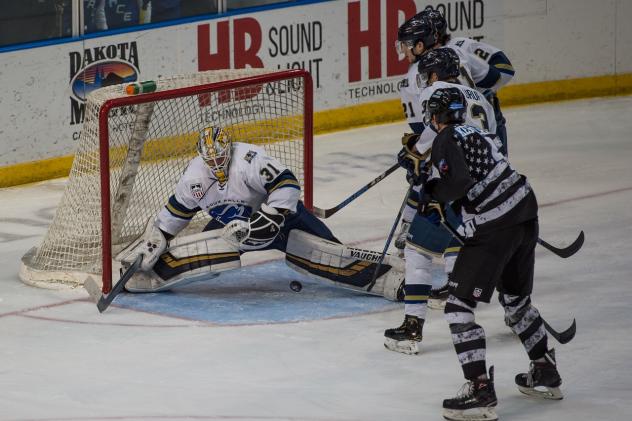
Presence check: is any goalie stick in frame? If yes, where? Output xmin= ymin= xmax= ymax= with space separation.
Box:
xmin=84 ymin=255 xmax=143 ymax=313
xmin=312 ymin=163 xmax=399 ymax=219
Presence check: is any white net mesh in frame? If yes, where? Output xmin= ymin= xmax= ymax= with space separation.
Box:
xmin=20 ymin=69 xmax=309 ymax=288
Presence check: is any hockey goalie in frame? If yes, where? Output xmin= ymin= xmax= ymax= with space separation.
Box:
xmin=115 ymin=125 xmax=405 ymax=301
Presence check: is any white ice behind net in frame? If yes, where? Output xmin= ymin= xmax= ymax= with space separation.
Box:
xmin=20 ymin=69 xmax=307 ymax=288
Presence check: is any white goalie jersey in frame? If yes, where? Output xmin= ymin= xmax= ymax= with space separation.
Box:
xmin=156 ymin=142 xmax=301 ymax=236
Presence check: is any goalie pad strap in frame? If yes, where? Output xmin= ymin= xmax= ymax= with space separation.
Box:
xmin=285 ymin=230 xmax=404 ymax=301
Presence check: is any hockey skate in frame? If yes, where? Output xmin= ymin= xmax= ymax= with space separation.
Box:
xmin=443 ymin=367 xmax=498 ymax=421
xmin=428 ymin=282 xmax=449 ymax=310
xmin=384 ymin=314 xmax=423 ymax=355
xmin=515 ymin=349 xmax=563 ymax=400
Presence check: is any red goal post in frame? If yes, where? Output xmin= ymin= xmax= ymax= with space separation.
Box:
xmin=20 ymin=69 xmax=313 ymax=293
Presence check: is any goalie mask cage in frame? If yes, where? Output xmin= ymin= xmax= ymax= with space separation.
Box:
xmin=20 ymin=68 xmax=313 ymax=293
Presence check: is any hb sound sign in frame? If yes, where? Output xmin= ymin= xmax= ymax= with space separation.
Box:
xmin=196 ymin=17 xmax=325 ymax=89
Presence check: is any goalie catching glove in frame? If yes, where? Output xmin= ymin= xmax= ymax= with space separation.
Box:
xmin=398 ymin=133 xmax=432 ymax=186
xmin=222 ymin=203 xmax=286 ymax=250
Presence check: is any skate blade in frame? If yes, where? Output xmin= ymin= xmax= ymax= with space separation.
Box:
xmin=428 ymin=298 xmax=447 ymax=310
xmin=518 ymin=385 xmax=563 ymax=400
xmin=443 ymin=407 xmax=498 ymax=421
xmin=384 ymin=338 xmax=420 ymax=355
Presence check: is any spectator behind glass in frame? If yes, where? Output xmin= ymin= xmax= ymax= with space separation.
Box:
xmin=84 ymin=1 xmax=216 ymax=30
xmin=89 ymin=0 xmax=144 ymax=31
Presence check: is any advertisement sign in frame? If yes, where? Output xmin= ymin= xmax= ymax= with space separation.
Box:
xmin=0 ymin=0 xmax=503 ymax=168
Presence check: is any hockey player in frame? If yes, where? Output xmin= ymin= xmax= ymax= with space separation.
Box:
xmin=384 ymin=48 xmax=496 ymax=355
xmin=116 ymin=126 xmax=405 ymax=301
xmin=422 ymin=87 xmax=562 ymax=421
xmin=393 ymin=11 xmax=483 ymax=259
xmin=421 ymin=5 xmax=514 ymax=154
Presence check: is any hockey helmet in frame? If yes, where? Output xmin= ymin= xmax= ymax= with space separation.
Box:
xmin=396 ymin=13 xmax=437 ymax=57
xmin=417 ymin=48 xmax=460 ymax=86
xmin=425 ymin=87 xmax=466 ymax=127
xmin=420 ymin=6 xmax=448 ymax=42
xmin=197 ymin=126 xmax=232 ymax=184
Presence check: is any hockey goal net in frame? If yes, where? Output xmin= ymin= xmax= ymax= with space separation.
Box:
xmin=20 ymin=69 xmax=313 ymax=292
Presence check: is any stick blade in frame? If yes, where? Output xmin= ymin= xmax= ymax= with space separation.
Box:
xmin=312 ymin=207 xmax=327 ymax=218
xmin=85 ymin=255 xmax=143 ymax=313
xmin=538 ymin=231 xmax=585 ymax=258
xmin=543 ymin=318 xmax=576 ymax=345
xmin=563 ymin=231 xmax=585 ymax=258
xmin=83 ymin=276 xmax=103 ymax=304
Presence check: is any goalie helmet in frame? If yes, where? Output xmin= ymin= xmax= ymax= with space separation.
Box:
xmin=417 ymin=48 xmax=460 ymax=86
xmin=396 ymin=13 xmax=437 ymax=58
xmin=425 ymin=87 xmax=466 ymax=127
xmin=197 ymin=126 xmax=232 ymax=185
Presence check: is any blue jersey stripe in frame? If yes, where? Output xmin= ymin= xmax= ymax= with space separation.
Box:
xmin=264 ymin=170 xmax=301 ymax=193
xmin=165 ymin=195 xmax=199 ymax=219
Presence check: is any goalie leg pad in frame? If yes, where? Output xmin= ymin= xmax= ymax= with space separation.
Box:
xmin=121 ymin=231 xmax=241 ymax=293
xmin=285 ymin=230 xmax=405 ymax=301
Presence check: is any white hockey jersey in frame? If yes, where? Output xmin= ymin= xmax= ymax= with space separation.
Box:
xmin=156 ymin=142 xmax=301 ymax=236
xmin=419 ymin=81 xmax=496 ymax=145
xmin=400 ymin=63 xmax=427 ymax=131
xmin=400 ymin=59 xmax=476 ymax=133
xmin=401 ymin=81 xmax=497 ymax=223
xmin=448 ymin=37 xmax=515 ymax=91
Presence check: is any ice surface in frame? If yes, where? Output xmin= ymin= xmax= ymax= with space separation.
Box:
xmin=1 ymin=96 xmax=631 ymax=420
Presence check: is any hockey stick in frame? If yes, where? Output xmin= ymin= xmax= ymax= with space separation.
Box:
xmin=536 ymin=231 xmax=584 ymax=258
xmin=367 ymin=185 xmax=412 ymax=292
xmin=440 ymin=217 xmax=584 ymax=259
xmin=84 ymin=255 xmax=143 ymax=313
xmin=312 ymin=163 xmax=399 ymax=219
xmin=542 ymin=318 xmax=576 ymax=345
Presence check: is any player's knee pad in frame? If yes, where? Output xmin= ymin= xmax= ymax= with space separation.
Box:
xmin=120 ymin=231 xmax=241 ymax=293
xmin=285 ymin=229 xmax=405 ymax=301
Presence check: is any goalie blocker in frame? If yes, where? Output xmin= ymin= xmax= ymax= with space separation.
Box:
xmin=117 ymin=227 xmax=404 ymax=301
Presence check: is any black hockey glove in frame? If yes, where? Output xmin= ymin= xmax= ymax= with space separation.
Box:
xmin=397 ymin=133 xmax=431 ymax=186
xmin=418 ymin=179 xmax=445 ymax=223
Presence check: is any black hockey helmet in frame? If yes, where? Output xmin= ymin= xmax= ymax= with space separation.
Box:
xmin=417 ymin=48 xmax=460 ymax=85
xmin=396 ymin=13 xmax=437 ymax=55
xmin=425 ymin=87 xmax=466 ymax=125
xmin=420 ymin=6 xmax=448 ymax=43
